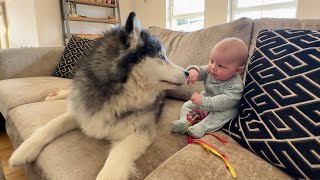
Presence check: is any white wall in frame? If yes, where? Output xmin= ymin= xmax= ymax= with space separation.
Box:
xmin=5 ymin=0 xmax=133 ymax=48
xmin=131 ymin=0 xmax=166 ymax=28
xmin=6 ymin=0 xmax=39 ymax=48
xmin=296 ymin=0 xmax=320 ymax=19
xmin=119 ymin=0 xmax=133 ymax=24
xmin=6 ymin=0 xmax=62 ymax=47
xmin=35 ymin=0 xmax=63 ymax=47
xmin=204 ymin=0 xmax=228 ymax=28
xmin=4 ymin=0 xmax=320 ymax=48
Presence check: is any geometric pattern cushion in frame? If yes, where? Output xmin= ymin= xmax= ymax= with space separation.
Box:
xmin=223 ymin=29 xmax=320 ymax=179
xmin=53 ymin=35 xmax=96 ymax=78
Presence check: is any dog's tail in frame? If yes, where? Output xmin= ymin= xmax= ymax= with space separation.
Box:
xmin=9 ymin=112 xmax=78 ymax=167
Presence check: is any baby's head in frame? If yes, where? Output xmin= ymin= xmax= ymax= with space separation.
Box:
xmin=207 ymin=37 xmax=248 ymax=81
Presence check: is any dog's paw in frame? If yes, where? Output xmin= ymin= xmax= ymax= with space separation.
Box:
xmin=96 ymin=171 xmax=129 ymax=180
xmin=9 ymin=140 xmax=42 ymax=167
xmin=96 ymin=163 xmax=133 ymax=180
xmin=45 ymin=89 xmax=60 ymax=101
xmin=45 ymin=89 xmax=68 ymax=101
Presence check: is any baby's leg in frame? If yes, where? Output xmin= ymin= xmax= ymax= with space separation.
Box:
xmin=171 ymin=100 xmax=197 ymax=133
xmin=188 ymin=111 xmax=235 ymax=138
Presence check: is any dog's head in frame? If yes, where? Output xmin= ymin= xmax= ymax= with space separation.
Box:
xmin=78 ymin=12 xmax=187 ymax=95
xmin=122 ymin=12 xmax=188 ymax=91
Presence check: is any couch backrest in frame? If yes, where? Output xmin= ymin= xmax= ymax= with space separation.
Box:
xmin=0 ymin=47 xmax=64 ymax=80
xmin=148 ymin=17 xmax=253 ymax=100
xmin=149 ymin=17 xmax=253 ymax=69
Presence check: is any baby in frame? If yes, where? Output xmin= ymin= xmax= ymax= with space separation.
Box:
xmin=171 ymin=37 xmax=248 ymax=138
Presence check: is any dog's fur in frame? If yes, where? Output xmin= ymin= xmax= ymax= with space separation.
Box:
xmin=9 ymin=12 xmax=187 ymax=180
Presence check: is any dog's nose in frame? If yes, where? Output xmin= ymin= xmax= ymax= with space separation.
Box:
xmin=184 ymin=71 xmax=189 ymax=77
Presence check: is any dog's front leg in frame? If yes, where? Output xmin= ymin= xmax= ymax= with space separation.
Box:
xmin=96 ymin=127 xmax=156 ymax=180
xmin=9 ymin=112 xmax=78 ymax=166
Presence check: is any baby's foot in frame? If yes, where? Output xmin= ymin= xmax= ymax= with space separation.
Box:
xmin=171 ymin=120 xmax=188 ymax=133
xmin=188 ymin=124 xmax=206 ymax=138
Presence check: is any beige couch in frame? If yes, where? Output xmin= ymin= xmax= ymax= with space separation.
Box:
xmin=1 ymin=18 xmax=319 ymax=180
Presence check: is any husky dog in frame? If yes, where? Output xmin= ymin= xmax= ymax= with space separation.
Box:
xmin=9 ymin=12 xmax=188 ymax=180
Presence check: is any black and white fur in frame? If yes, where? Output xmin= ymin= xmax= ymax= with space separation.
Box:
xmin=9 ymin=12 xmax=187 ymax=180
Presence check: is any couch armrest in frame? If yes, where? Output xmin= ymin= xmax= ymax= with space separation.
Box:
xmin=0 ymin=47 xmax=64 ymax=80
xmin=145 ymin=131 xmax=292 ymax=180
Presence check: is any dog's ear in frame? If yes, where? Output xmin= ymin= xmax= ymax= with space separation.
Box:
xmin=125 ymin=12 xmax=142 ymax=48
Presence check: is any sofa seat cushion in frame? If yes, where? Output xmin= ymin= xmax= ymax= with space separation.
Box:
xmin=0 ymin=76 xmax=71 ymax=119
xmin=6 ymin=98 xmax=188 ymax=180
xmin=145 ymin=131 xmax=292 ymax=180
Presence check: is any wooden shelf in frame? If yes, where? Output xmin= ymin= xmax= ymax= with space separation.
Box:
xmin=67 ymin=0 xmax=117 ymax=8
xmin=68 ymin=33 xmax=103 ymax=39
xmin=60 ymin=0 xmax=121 ymax=45
xmin=67 ymin=16 xmax=118 ymax=24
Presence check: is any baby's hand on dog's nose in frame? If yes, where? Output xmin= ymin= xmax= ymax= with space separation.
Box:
xmin=187 ymin=69 xmax=199 ymax=85
xmin=187 ymin=77 xmax=196 ymax=85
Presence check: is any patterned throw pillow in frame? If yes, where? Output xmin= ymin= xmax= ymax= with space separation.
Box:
xmin=53 ymin=35 xmax=96 ymax=78
xmin=223 ymin=29 xmax=320 ymax=179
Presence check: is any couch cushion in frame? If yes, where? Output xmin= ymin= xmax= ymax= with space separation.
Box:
xmin=0 ymin=47 xmax=64 ymax=80
xmin=145 ymin=131 xmax=292 ymax=180
xmin=149 ymin=17 xmax=253 ymax=100
xmin=249 ymin=18 xmax=320 ymax=64
xmin=0 ymin=77 xmax=71 ymax=119
xmin=224 ymin=29 xmax=320 ymax=179
xmin=53 ymin=35 xmax=96 ymax=79
xmin=6 ymin=98 xmax=188 ymax=180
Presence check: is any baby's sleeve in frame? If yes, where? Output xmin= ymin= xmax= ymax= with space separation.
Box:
xmin=201 ymin=81 xmax=244 ymax=111
xmin=186 ymin=65 xmax=208 ymax=81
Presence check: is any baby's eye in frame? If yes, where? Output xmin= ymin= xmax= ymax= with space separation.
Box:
xmin=159 ymin=54 xmax=166 ymax=61
xmin=218 ymin=64 xmax=224 ymax=68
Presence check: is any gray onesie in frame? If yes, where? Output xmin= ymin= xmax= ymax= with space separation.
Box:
xmin=171 ymin=65 xmax=244 ymax=138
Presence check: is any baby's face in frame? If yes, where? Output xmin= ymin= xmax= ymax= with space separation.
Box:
xmin=207 ymin=48 xmax=243 ymax=81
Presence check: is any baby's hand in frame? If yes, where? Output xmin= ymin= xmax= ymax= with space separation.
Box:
xmin=191 ymin=92 xmax=202 ymax=106
xmin=187 ymin=69 xmax=199 ymax=85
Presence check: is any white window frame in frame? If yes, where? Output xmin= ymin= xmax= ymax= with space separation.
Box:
xmin=229 ymin=0 xmax=297 ymax=21
xmin=168 ymin=0 xmax=204 ymax=31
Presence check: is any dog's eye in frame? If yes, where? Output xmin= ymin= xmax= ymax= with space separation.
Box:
xmin=159 ymin=54 xmax=166 ymax=61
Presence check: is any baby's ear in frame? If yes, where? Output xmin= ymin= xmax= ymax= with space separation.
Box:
xmin=235 ymin=66 xmax=244 ymax=74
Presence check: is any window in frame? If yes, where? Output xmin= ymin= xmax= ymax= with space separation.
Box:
xmin=229 ymin=0 xmax=297 ymax=21
xmin=168 ymin=0 xmax=204 ymax=32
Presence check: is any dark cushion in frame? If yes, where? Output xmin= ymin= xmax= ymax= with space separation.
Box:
xmin=53 ymin=35 xmax=96 ymax=78
xmin=223 ymin=29 xmax=320 ymax=179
